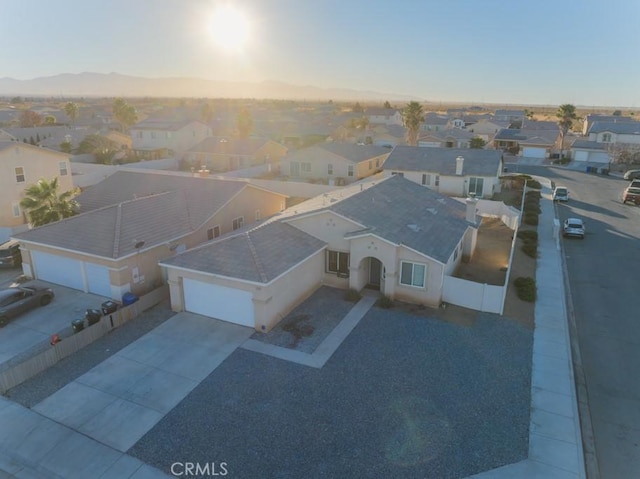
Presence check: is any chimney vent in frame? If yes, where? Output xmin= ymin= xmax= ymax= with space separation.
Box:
xmin=456 ymin=156 xmax=464 ymax=176
xmin=466 ymin=195 xmax=478 ymax=224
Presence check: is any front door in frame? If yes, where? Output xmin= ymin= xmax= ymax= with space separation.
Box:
xmin=369 ymin=258 xmax=382 ymax=290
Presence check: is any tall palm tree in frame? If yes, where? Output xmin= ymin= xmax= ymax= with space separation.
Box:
xmin=64 ymin=102 xmax=78 ymax=125
xmin=556 ymin=103 xmax=578 ymax=159
xmin=19 ymin=177 xmax=79 ymax=227
xmin=402 ymin=101 xmax=424 ymax=146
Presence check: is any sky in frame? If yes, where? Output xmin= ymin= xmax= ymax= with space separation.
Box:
xmin=1 ymin=0 xmax=639 ymax=107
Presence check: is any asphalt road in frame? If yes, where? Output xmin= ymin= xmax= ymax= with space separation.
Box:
xmin=520 ymin=164 xmax=640 ymax=479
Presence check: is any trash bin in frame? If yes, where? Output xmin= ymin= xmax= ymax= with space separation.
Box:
xmin=85 ymin=308 xmax=102 ymax=326
xmin=72 ymin=319 xmax=85 ymax=333
xmin=101 ymin=300 xmax=118 ymax=315
xmin=122 ymin=292 xmax=139 ymax=306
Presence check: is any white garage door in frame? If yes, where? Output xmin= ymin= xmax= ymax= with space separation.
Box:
xmin=418 ymin=141 xmax=441 ymax=148
xmin=84 ymin=262 xmax=111 ymax=297
xmin=31 ymin=251 xmax=84 ymax=290
xmin=574 ymin=150 xmax=588 ymax=162
xmin=588 ymin=151 xmax=610 ymax=163
xmin=183 ymin=278 xmax=254 ymax=327
xmin=522 ymin=147 xmax=547 ymax=159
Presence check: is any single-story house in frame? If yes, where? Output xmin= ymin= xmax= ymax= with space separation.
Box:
xmin=14 ymin=171 xmax=287 ymax=300
xmin=494 ymin=109 xmax=525 ymax=124
xmin=160 ymin=175 xmax=479 ymax=331
xmin=184 ymin=137 xmax=288 ymax=172
xmin=467 ymin=119 xmax=511 ymax=142
xmin=421 ymin=113 xmax=450 ymax=132
xmin=366 ymin=108 xmax=403 ymax=126
xmin=494 ymin=125 xmax=560 ymax=158
xmin=571 ymin=139 xmax=610 ymax=164
xmin=418 ymin=128 xmax=475 ymax=149
xmin=281 ymin=143 xmax=391 ymax=185
xmin=383 ymin=145 xmax=503 ymax=198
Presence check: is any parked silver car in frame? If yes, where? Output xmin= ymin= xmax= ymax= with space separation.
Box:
xmin=563 ymin=218 xmax=585 ymax=239
xmin=553 ymin=186 xmax=569 ymax=201
xmin=0 ymin=283 xmax=54 ymax=327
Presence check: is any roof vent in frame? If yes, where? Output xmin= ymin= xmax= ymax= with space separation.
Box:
xmin=456 ymin=156 xmax=464 ymax=175
xmin=427 ymin=207 xmax=437 ymax=215
xmin=407 ymin=224 xmax=420 ymax=232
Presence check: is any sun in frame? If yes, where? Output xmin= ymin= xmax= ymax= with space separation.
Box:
xmin=209 ymin=5 xmax=250 ymax=51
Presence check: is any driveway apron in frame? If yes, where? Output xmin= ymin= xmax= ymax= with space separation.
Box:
xmin=33 ymin=312 xmax=252 ymax=452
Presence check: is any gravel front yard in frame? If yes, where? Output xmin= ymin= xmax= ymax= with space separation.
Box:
xmin=130 ymin=306 xmax=532 ymax=479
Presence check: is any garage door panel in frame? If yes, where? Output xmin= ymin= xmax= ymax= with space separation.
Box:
xmin=31 ymin=251 xmax=84 ymax=290
xmin=183 ymin=278 xmax=254 ymax=327
xmin=84 ymin=262 xmax=111 ymax=297
xmin=574 ymin=150 xmax=588 ymax=162
xmin=522 ymin=147 xmax=546 ymax=159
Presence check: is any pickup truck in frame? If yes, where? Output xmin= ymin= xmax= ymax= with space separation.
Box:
xmin=623 ymin=186 xmax=640 ymax=205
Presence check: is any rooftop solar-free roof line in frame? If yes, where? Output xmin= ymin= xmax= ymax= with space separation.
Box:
xmin=112 ymin=202 xmax=123 ymax=258
xmin=245 ymin=231 xmax=269 ymax=283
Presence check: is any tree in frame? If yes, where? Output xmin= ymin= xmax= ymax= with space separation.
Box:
xmin=19 ymin=110 xmax=43 ymax=127
xmin=59 ymin=141 xmax=72 ymax=153
xmin=236 ymin=108 xmax=254 ymax=139
xmin=352 ymin=102 xmax=364 ymax=113
xmin=44 ymin=115 xmax=57 ymax=125
xmin=470 ymin=137 xmax=486 ymax=149
xmin=556 ymin=104 xmax=578 ymax=159
xmin=200 ymin=102 xmax=214 ymax=123
xmin=64 ymin=102 xmax=78 ymax=125
xmin=19 ymin=177 xmax=79 ymax=227
xmin=402 ymin=101 xmax=424 ymax=146
xmin=112 ymin=98 xmax=138 ymax=132
xmin=383 ymin=101 xmax=392 ymax=109
xmin=76 ymin=134 xmax=119 ymax=164
xmin=612 ymin=110 xmax=622 ymax=116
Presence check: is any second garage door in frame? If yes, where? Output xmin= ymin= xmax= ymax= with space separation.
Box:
xmin=31 ymin=250 xmax=84 ymax=290
xmin=522 ymin=146 xmax=547 ymax=159
xmin=183 ymin=278 xmax=254 ymax=327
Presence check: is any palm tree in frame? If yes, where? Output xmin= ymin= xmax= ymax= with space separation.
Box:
xmin=19 ymin=177 xmax=79 ymax=227
xmin=402 ymin=101 xmax=424 ymax=146
xmin=557 ymin=104 xmax=578 ymax=159
xmin=64 ymin=102 xmax=78 ymax=125
xmin=113 ymin=98 xmax=138 ymax=132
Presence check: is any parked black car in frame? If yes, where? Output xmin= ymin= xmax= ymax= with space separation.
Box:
xmin=0 ymin=283 xmax=54 ymax=327
xmin=0 ymin=240 xmax=22 ymax=269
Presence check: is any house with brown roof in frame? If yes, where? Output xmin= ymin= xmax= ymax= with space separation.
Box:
xmin=0 ymin=142 xmax=74 ymax=242
xmin=184 ymin=137 xmax=288 ymax=172
xmin=14 ymin=171 xmax=287 ymax=300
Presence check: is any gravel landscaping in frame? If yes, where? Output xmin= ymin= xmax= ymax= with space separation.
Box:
xmin=250 ymin=286 xmax=356 ymax=354
xmin=3 ymin=300 xmax=175 ymax=408
xmin=130 ymin=307 xmax=532 ymax=479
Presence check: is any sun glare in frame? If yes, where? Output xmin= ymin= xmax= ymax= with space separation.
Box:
xmin=209 ymin=5 xmax=250 ymax=51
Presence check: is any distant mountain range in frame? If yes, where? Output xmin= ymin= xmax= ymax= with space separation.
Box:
xmin=0 ymin=72 xmax=423 ymax=102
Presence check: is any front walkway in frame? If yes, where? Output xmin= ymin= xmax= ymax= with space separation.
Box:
xmin=469 ymin=181 xmax=585 ymax=478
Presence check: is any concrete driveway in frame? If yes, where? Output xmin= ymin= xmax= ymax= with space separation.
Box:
xmin=33 ymin=313 xmax=252 ymax=452
xmin=0 ymin=281 xmax=108 ymax=367
xmin=0 ymin=268 xmax=22 ymax=287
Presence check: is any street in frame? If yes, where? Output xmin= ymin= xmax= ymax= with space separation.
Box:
xmin=520 ymin=164 xmax=640 ymax=479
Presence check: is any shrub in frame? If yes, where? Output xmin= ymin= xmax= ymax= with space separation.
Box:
xmin=523 ymin=201 xmax=541 ymax=214
xmin=517 ymin=230 xmax=538 ymax=242
xmin=514 ymin=277 xmax=536 ymax=302
xmin=525 ymin=190 xmax=541 ymax=200
xmin=527 ymin=179 xmax=542 ymax=189
xmin=524 ymin=212 xmax=539 ymax=226
xmin=376 ymin=296 xmax=394 ymax=309
xmin=344 ymin=289 xmax=362 ymax=302
xmin=521 ymin=242 xmax=538 ymax=258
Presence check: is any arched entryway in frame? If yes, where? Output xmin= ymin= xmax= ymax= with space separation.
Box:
xmin=363 ymin=257 xmax=385 ymax=291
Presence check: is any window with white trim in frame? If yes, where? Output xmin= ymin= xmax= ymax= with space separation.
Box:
xmin=435 ymin=175 xmax=440 ymax=186
xmin=348 ymin=165 xmax=354 ymax=177
xmin=59 ymin=161 xmax=68 ymax=176
xmin=301 ymin=162 xmax=311 ymax=173
xmin=232 ymin=216 xmax=244 ymax=230
xmin=207 ymin=225 xmax=220 ymax=240
xmin=422 ymin=174 xmax=431 ymax=185
xmin=326 ymin=250 xmax=350 ymax=275
xmin=328 ymin=163 xmax=333 ymax=175
xmin=400 ymin=261 xmax=426 ymax=288
xmin=12 ymin=202 xmax=21 ymax=218
xmin=15 ymin=167 xmax=25 ymax=183
xmin=602 ymin=133 xmax=612 ymax=143
xmin=255 ymin=210 xmax=261 ymax=221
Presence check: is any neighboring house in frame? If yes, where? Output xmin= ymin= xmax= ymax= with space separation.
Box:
xmin=421 ymin=113 xmax=450 ymax=132
xmin=494 ymin=124 xmax=561 ymax=158
xmin=418 ymin=128 xmax=475 ymax=149
xmin=281 ymin=143 xmax=391 ymax=185
xmin=130 ymin=119 xmax=212 ymax=159
xmin=0 ymin=142 xmax=73 ymax=242
xmin=494 ymin=109 xmax=525 ymax=123
xmin=582 ymin=114 xmax=637 ymax=136
xmin=467 ymin=119 xmax=512 ymax=142
xmin=383 ymin=145 xmax=503 ymax=198
xmin=366 ymin=108 xmax=403 ymax=126
xmin=160 ymin=175 xmax=479 ymax=331
xmin=14 ymin=170 xmax=288 ymax=300
xmin=447 ymin=118 xmax=466 ymax=129
xmin=104 ymin=130 xmax=133 ymax=151
xmin=358 ymin=124 xmax=407 ymax=148
xmin=587 ymin=121 xmax=640 ymax=146
xmin=570 ymin=140 xmax=610 ymax=164
xmin=184 ymin=137 xmax=288 ymax=172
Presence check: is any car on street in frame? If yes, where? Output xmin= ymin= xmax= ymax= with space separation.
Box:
xmin=628 ymin=179 xmax=640 ymax=189
xmin=623 ymin=169 xmax=640 ymax=180
xmin=0 ymin=283 xmax=54 ymax=327
xmin=0 ymin=240 xmax=22 ymax=269
xmin=563 ymin=218 xmax=585 ymax=239
xmin=553 ymin=186 xmax=569 ymax=201
xmin=623 ymin=186 xmax=640 ymax=205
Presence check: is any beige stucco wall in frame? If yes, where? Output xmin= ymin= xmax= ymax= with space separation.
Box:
xmin=0 ymin=145 xmax=73 ymax=227
xmin=383 ymin=170 xmax=500 ymax=198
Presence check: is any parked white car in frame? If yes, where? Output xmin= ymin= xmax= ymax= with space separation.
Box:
xmin=553 ymin=186 xmax=569 ymax=201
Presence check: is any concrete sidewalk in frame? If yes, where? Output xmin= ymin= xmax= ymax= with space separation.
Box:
xmin=469 ymin=181 xmax=586 ymax=479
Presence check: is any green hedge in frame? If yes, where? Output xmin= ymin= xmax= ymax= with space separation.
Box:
xmin=514 ymin=277 xmax=536 ymax=302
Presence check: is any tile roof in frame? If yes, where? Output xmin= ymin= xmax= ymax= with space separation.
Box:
xmin=75 ymin=170 xmax=248 ymax=213
xmin=383 ymin=145 xmax=502 ymax=176
xmin=315 ymin=143 xmax=392 ymax=162
xmin=187 ymin=137 xmax=278 ymax=155
xmin=0 ymin=140 xmax=69 ymax=157
xmin=589 ymin=121 xmax=640 ymax=135
xmin=160 ymin=221 xmax=326 ymax=284
xmin=424 ymin=113 xmax=450 ymax=125
xmin=495 ymin=109 xmax=525 ymax=117
xmin=494 ymin=127 xmax=558 ymax=144
xmin=571 ymin=139 xmax=607 ymax=150
xmin=15 ymin=190 xmax=198 ymax=259
xmin=131 ymin=119 xmax=205 ymax=131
